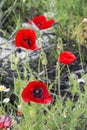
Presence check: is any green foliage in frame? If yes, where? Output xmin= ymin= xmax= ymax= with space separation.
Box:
xmin=0 ymin=0 xmax=87 ymax=130
xmin=1 ymin=0 xmax=87 ymax=40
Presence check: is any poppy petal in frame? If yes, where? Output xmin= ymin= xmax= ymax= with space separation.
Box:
xmin=15 ymin=29 xmax=39 ymax=50
xmin=32 ymin=15 xmax=55 ymax=30
xmin=37 ymin=19 xmax=55 ymax=29
xmin=32 ymin=16 xmax=46 ymax=25
xmin=57 ymin=51 xmax=76 ymax=64
xmin=21 ymin=81 xmax=52 ymax=104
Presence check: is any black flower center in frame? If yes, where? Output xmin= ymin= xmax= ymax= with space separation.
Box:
xmin=16 ymin=48 xmax=22 ymax=53
xmin=24 ymin=39 xmax=31 ymax=46
xmin=33 ymin=88 xmax=43 ymax=98
xmin=38 ymin=22 xmax=43 ymax=26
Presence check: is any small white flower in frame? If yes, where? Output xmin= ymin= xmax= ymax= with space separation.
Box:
xmin=3 ymin=98 xmax=10 ymax=103
xmin=0 ymin=85 xmax=6 ymax=91
xmin=3 ymin=88 xmax=10 ymax=92
xmin=0 ymin=85 xmax=10 ymax=92
xmin=77 ymin=78 xmax=85 ymax=83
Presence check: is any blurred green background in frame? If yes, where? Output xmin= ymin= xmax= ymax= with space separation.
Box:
xmin=0 ymin=0 xmax=87 ymax=40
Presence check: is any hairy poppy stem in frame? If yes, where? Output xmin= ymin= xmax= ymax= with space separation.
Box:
xmin=57 ymin=62 xmax=61 ymax=98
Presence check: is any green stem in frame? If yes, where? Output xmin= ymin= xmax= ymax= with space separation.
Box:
xmin=38 ymin=56 xmax=41 ymax=80
xmin=77 ymin=22 xmax=84 ymax=70
xmin=45 ymin=65 xmax=48 ymax=86
xmin=56 ymin=62 xmax=61 ymax=98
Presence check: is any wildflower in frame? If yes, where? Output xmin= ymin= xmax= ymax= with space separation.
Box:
xmin=3 ymin=98 xmax=10 ymax=103
xmin=0 ymin=85 xmax=10 ymax=92
xmin=15 ymin=29 xmax=39 ymax=50
xmin=17 ymin=105 xmax=22 ymax=116
xmin=77 ymin=78 xmax=85 ymax=84
xmin=21 ymin=80 xmax=52 ymax=104
xmin=30 ymin=15 xmax=55 ymax=30
xmin=17 ymin=110 xmax=22 ymax=116
xmin=0 ymin=85 xmax=6 ymax=91
xmin=57 ymin=51 xmax=76 ymax=64
xmin=0 ymin=115 xmax=11 ymax=129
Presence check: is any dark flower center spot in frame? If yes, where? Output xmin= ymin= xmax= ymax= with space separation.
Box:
xmin=33 ymin=88 xmax=43 ymax=98
xmin=16 ymin=48 xmax=22 ymax=53
xmin=38 ymin=22 xmax=43 ymax=26
xmin=24 ymin=39 xmax=31 ymax=46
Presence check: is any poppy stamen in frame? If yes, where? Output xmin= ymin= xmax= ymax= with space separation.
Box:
xmin=33 ymin=88 xmax=43 ymax=98
xmin=24 ymin=39 xmax=31 ymax=46
xmin=38 ymin=23 xmax=42 ymax=26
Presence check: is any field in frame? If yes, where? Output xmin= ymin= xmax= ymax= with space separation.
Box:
xmin=0 ymin=0 xmax=87 ymax=130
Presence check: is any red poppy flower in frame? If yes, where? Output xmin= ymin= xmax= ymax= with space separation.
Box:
xmin=21 ymin=81 xmax=52 ymax=104
xmin=15 ymin=29 xmax=39 ymax=50
xmin=31 ymin=15 xmax=55 ymax=30
xmin=57 ymin=51 xmax=76 ymax=64
xmin=0 ymin=115 xmax=12 ymax=129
